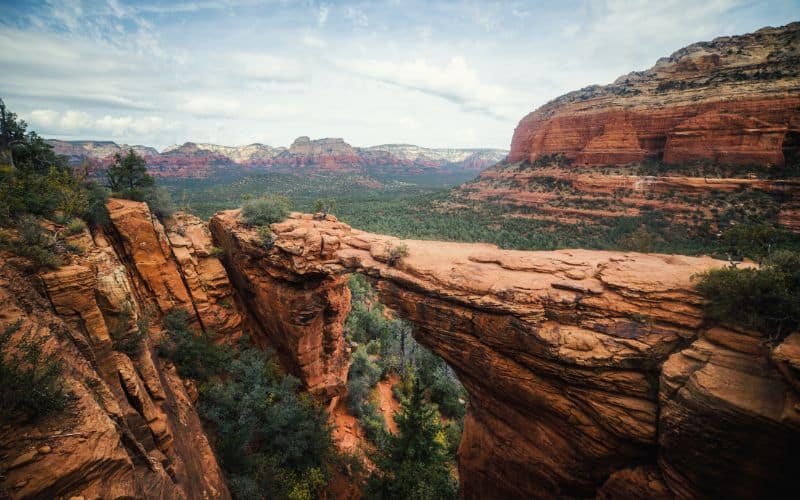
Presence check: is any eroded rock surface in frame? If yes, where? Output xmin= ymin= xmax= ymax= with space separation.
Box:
xmin=210 ymin=211 xmax=800 ymax=499
xmin=464 ymin=23 xmax=800 ymax=233
xmin=0 ymin=213 xmax=229 ymax=498
xmin=509 ymin=23 xmax=800 ymax=166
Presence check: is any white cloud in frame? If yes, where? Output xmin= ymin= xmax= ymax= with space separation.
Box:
xmin=344 ymin=6 xmax=368 ymax=27
xmin=302 ymin=33 xmax=327 ymax=48
xmin=3 ymin=0 xmax=794 ymax=150
xmin=227 ymin=52 xmax=308 ymax=82
xmin=179 ymin=96 xmax=242 ymax=118
xmin=26 ymin=109 xmax=174 ymax=138
xmin=339 ymin=56 xmax=511 ymax=119
xmin=46 ymin=0 xmax=83 ymax=31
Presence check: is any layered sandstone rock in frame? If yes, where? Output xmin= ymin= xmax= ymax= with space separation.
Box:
xmin=165 ymin=212 xmax=243 ymax=340
xmin=209 ymin=212 xmax=352 ymax=400
xmin=106 ymin=199 xmax=243 ymax=340
xmin=209 ymin=211 xmax=800 ymax=499
xmin=509 ymin=23 xmax=800 ymax=167
xmin=463 ymin=23 xmax=800 ymax=232
xmin=0 ymin=220 xmax=229 ymax=498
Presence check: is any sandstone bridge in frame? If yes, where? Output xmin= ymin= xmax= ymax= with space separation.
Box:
xmin=209 ymin=210 xmax=799 ymax=499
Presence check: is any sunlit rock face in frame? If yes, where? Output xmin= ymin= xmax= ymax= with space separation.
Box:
xmin=0 ymin=202 xmax=234 ymax=499
xmin=509 ymin=23 xmax=800 ymax=167
xmin=463 ymin=23 xmax=800 ymax=234
xmin=210 ymin=211 xmax=800 ymax=498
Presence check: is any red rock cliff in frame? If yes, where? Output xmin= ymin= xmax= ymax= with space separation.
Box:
xmin=509 ymin=23 xmax=800 ymax=167
xmin=209 ymin=211 xmax=800 ymax=499
xmin=0 ymin=201 xmax=245 ymax=498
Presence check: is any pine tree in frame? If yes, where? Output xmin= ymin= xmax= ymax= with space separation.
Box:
xmin=106 ymin=149 xmax=154 ymax=199
xmin=367 ymin=379 xmax=458 ymax=499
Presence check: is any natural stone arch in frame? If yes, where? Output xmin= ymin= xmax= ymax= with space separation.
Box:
xmin=210 ymin=211 xmax=800 ymax=499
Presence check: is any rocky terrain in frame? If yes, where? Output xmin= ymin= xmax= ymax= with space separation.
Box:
xmin=2 ymin=197 xmax=798 ymax=498
xmin=48 ymin=137 xmax=508 ymax=180
xmin=209 ymin=211 xmax=800 ymax=499
xmin=0 ymin=200 xmax=241 ymax=499
xmin=461 ymin=22 xmax=800 ymax=232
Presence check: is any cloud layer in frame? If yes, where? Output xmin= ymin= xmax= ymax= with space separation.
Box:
xmin=1 ymin=0 xmax=798 ymax=149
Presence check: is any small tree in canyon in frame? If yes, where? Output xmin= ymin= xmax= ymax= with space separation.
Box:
xmin=367 ymin=379 xmax=458 ymax=499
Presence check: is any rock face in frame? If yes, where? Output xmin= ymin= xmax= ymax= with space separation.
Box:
xmin=462 ymin=23 xmax=800 ymax=233
xmin=106 ymin=199 xmax=243 ymax=339
xmin=208 ymin=212 xmax=352 ymax=401
xmin=0 ymin=200 xmax=247 ymax=498
xmin=509 ymin=23 xmax=800 ymax=166
xmin=209 ymin=211 xmax=800 ymax=499
xmin=49 ymin=138 xmax=507 ymax=180
xmin=0 ymin=209 xmax=232 ymax=498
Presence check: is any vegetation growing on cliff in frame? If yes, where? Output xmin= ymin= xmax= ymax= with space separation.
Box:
xmin=0 ymin=320 xmax=66 ymax=421
xmin=695 ymin=250 xmax=800 ymax=342
xmin=158 ymin=311 xmax=336 ymax=500
xmin=242 ymin=194 xmax=291 ymax=226
xmin=0 ymin=99 xmax=172 ymax=271
xmin=366 ymin=379 xmax=459 ymax=499
xmin=106 ymin=148 xmax=175 ymax=219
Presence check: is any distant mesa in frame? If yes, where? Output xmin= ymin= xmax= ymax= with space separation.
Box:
xmin=47 ymin=136 xmax=508 ymax=179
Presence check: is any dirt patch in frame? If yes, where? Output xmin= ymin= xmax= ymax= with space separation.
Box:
xmin=376 ymin=373 xmax=401 ymax=435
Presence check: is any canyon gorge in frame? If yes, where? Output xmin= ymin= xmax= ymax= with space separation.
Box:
xmin=3 ymin=200 xmax=798 ymax=498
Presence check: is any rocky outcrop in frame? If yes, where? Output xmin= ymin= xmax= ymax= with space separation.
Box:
xmin=165 ymin=212 xmax=243 ymax=340
xmin=0 ymin=218 xmax=229 ymax=498
xmin=209 ymin=211 xmax=800 ymax=499
xmin=461 ymin=23 xmax=800 ymax=233
xmin=509 ymin=23 xmax=800 ymax=166
xmin=208 ymin=212 xmax=351 ymax=401
xmin=106 ymin=198 xmax=243 ymax=340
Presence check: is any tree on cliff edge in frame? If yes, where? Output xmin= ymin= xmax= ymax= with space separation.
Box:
xmin=366 ymin=379 xmax=458 ymax=499
xmin=106 ymin=149 xmax=154 ymax=200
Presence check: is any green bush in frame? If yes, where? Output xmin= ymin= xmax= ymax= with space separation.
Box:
xmin=158 ymin=309 xmax=231 ymax=381
xmin=256 ymin=225 xmax=275 ymax=247
xmin=385 ymin=241 xmax=409 ymax=266
xmin=720 ymin=223 xmax=797 ymax=262
xmin=347 ymin=346 xmax=387 ymax=444
xmin=242 ymin=195 xmax=291 ymax=226
xmin=694 ymin=250 xmax=800 ymax=342
xmin=82 ymin=181 xmax=110 ymax=228
xmin=347 ymin=273 xmax=372 ymax=303
xmin=0 ymin=215 xmax=62 ymax=270
xmin=0 ymin=320 xmax=67 ymax=421
xmin=64 ymin=218 xmax=87 ymax=236
xmin=200 ymin=345 xmax=334 ymax=499
xmin=616 ymin=225 xmax=658 ymax=253
xmin=145 ymin=186 xmax=176 ymax=220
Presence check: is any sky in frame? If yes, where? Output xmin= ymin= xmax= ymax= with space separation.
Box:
xmin=1 ymin=1 xmax=798 ymax=150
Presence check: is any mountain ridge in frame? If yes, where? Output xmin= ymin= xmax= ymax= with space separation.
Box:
xmin=48 ymin=137 xmax=508 ymax=179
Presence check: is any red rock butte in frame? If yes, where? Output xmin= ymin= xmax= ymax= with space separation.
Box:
xmin=509 ymin=23 xmax=800 ymax=167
